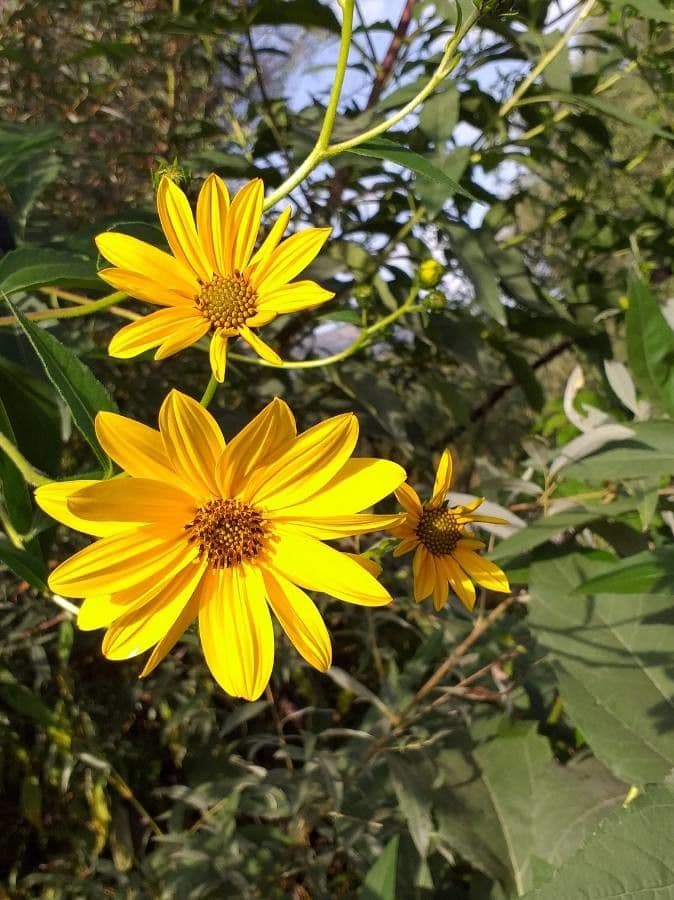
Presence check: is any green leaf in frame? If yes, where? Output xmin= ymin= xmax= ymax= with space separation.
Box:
xmin=0 ymin=536 xmax=48 ymax=592
xmin=0 ymin=667 xmax=57 ymax=726
xmin=574 ymin=547 xmax=674 ymax=595
xmin=445 ymin=223 xmax=506 ymax=324
xmin=419 ymin=87 xmax=459 ymax=142
xmin=387 ymin=753 xmax=434 ymax=859
xmin=0 ymin=394 xmax=33 ymax=535
xmin=608 ymin=0 xmax=674 ymax=23
xmin=345 ymin=137 xmax=477 ymax=201
xmin=3 ymin=295 xmax=117 ymax=472
xmin=360 ymin=835 xmax=399 ymax=900
xmin=0 ymin=247 xmax=103 ymax=295
xmin=523 ymin=786 xmax=674 ymax=899
xmin=528 ymin=553 xmax=674 ymax=785
xmin=251 ymin=0 xmax=340 ymax=33
xmin=626 ymin=275 xmax=674 ymax=416
xmin=503 ymin=349 xmax=545 ymax=411
xmin=563 ymin=420 xmax=674 ymax=481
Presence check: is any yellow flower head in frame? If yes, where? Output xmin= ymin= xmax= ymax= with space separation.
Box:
xmin=35 ymin=391 xmax=406 ymax=700
xmin=95 ymin=175 xmax=334 ymax=381
xmin=391 ymin=449 xmax=510 ymax=612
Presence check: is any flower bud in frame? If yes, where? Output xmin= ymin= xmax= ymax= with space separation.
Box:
xmin=418 ymin=258 xmax=444 ymax=289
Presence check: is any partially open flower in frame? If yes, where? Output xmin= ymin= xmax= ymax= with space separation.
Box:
xmin=391 ymin=449 xmax=510 ymax=611
xmin=96 ymin=175 xmax=334 ymax=381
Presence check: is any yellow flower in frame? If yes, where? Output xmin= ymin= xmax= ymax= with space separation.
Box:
xmin=35 ymin=391 xmax=406 ymax=700
xmin=95 ymin=175 xmax=334 ymax=381
xmin=391 ymin=449 xmax=510 ymax=612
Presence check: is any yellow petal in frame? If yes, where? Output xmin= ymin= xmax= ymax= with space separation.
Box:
xmin=393 ymin=536 xmax=419 ymax=558
xmin=109 ymin=307 xmax=204 ymax=359
xmin=199 ymin=564 xmax=274 ymax=700
xmin=67 ymin=478 xmax=196 ymax=525
xmin=154 ymin=317 xmax=210 ymax=360
xmin=277 ymin=458 xmax=406 ymax=517
xmin=35 ymin=479 xmax=125 ymax=537
xmin=196 ymin=173 xmax=230 ymax=274
xmin=102 ymin=558 xmax=207 ymax=660
xmin=95 ymin=232 xmax=199 ymax=297
xmin=439 ymin=555 xmax=476 ymax=610
xmin=95 ymin=412 xmax=176 ymax=482
xmin=263 ymin=567 xmax=331 ymax=671
xmin=433 ymin=575 xmax=449 ymax=611
xmin=412 ymin=546 xmax=434 ymax=602
xmin=209 ymin=329 xmax=228 ymax=383
xmin=251 ymin=227 xmax=331 ymax=292
xmin=77 ymin=594 xmax=124 ymax=631
xmin=216 ymin=397 xmax=296 ymax=498
xmin=453 ymin=549 xmax=510 ymax=593
xmin=247 ymin=413 xmax=358 ymax=511
xmin=465 ymin=512 xmax=511 ymax=526
xmin=248 ymin=206 xmax=291 ymax=268
xmin=139 ymin=591 xmax=200 ymax=677
xmin=256 ymin=281 xmax=334 ymax=314
xmin=429 ymin=449 xmax=453 ymax=508
xmin=268 ymin=528 xmax=392 ymax=606
xmin=457 ymin=537 xmax=486 ymax=551
xmin=158 ymin=389 xmax=225 ymax=498
xmin=268 ymin=512 xmax=405 ymax=540
xmin=48 ymin=527 xmax=193 ymax=597
xmin=239 ymin=325 xmax=282 ymax=365
xmin=98 ymin=268 xmax=194 ymax=307
xmin=395 ymin=483 xmax=423 ymax=517
xmin=222 ymin=179 xmax=264 ymax=272
xmin=345 ymin=553 xmax=382 ymax=577
xmin=156 ymin=176 xmax=212 ymax=283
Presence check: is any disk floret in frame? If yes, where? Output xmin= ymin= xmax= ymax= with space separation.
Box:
xmin=196 ymin=271 xmax=258 ymax=331
xmin=416 ymin=504 xmax=462 ymax=556
xmin=186 ymin=498 xmax=265 ymax=568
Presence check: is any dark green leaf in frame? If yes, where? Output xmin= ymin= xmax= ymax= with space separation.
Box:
xmin=626 ymin=275 xmax=674 ymax=416
xmin=445 ymin=223 xmax=506 ymax=324
xmin=251 ymin=0 xmax=340 ymax=33
xmin=0 ymin=247 xmax=102 ymax=295
xmin=574 ymin=547 xmax=674 ymax=595
xmin=360 ymin=835 xmax=399 ymax=900
xmin=419 ymin=87 xmax=459 ymax=142
xmin=0 ymin=536 xmax=48 ymax=592
xmin=0 ymin=394 xmax=34 ymax=535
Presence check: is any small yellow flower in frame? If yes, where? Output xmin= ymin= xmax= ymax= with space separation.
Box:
xmin=418 ymin=258 xmax=443 ymax=289
xmin=391 ymin=449 xmax=510 ymax=611
xmin=35 ymin=391 xmax=406 ymax=700
xmin=96 ymin=175 xmax=334 ymax=381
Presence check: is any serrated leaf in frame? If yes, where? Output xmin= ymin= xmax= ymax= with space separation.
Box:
xmin=360 ymin=835 xmax=399 ymax=900
xmin=3 ymin=295 xmax=117 ymax=472
xmin=345 ymin=137 xmax=477 ymax=201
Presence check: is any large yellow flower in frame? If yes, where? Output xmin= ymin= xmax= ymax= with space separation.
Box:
xmin=391 ymin=449 xmax=510 ymax=611
xmin=96 ymin=175 xmax=334 ymax=381
xmin=35 ymin=391 xmax=405 ymax=700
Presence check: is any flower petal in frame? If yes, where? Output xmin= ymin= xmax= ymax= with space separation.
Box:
xmin=262 ymin=567 xmax=331 ymax=671
xmin=159 ymin=389 xmax=225 ymax=498
xmin=430 ymin=449 xmax=453 ymax=508
xmin=256 ymin=281 xmax=334 ymax=314
xmin=154 ymin=317 xmax=210 ymax=360
xmin=247 ymin=413 xmax=358 ymax=511
xmin=35 ymin=479 xmax=126 ymax=537
xmin=67 ymin=478 xmax=196 ymax=525
xmin=393 ymin=536 xmax=419 ymax=557
xmin=222 ymin=179 xmax=264 ymax=272
xmin=239 ymin=325 xmax=282 ymax=365
xmin=139 ymin=590 xmax=200 ymax=677
xmin=199 ymin=564 xmax=274 ymax=700
xmin=216 ymin=397 xmax=296 ymax=497
xmin=95 ymin=232 xmax=199 ymax=297
xmin=268 ymin=512 xmax=405 ymax=540
xmin=438 ymin=555 xmax=476 ymax=610
xmin=248 ymin=206 xmax=291 ymax=268
xmin=196 ymin=173 xmax=230 ymax=274
xmin=269 ymin=527 xmax=392 ymax=606
xmin=453 ymin=549 xmax=510 ymax=593
xmin=102 ymin=558 xmax=207 ymax=660
xmin=433 ymin=573 xmax=449 ymax=611
xmin=278 ymin=458 xmax=406 ymax=517
xmin=395 ymin=483 xmax=423 ymax=517
xmin=98 ymin=268 xmax=194 ymax=307
xmin=412 ymin=546 xmax=434 ymax=602
xmin=95 ymin=412 xmax=176 ymax=482
xmin=48 ymin=526 xmax=194 ymax=597
xmin=209 ymin=329 xmax=228 ymax=382
xmin=346 ymin=554 xmax=382 ymax=577
xmin=109 ymin=307 xmax=204 ymax=359
xmin=156 ymin=176 xmax=212 ymax=283
xmin=251 ymin=228 xmax=331 ymax=292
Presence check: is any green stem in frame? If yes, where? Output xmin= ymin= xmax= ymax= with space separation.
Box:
xmin=0 ymin=292 xmax=127 ymax=328
xmin=0 ymin=432 xmax=50 ymax=487
xmin=199 ymin=374 xmax=218 ymax=407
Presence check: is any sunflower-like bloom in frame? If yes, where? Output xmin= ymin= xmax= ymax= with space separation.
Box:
xmin=391 ymin=449 xmax=510 ymax=611
xmin=95 ymin=175 xmax=334 ymax=381
xmin=35 ymin=391 xmax=405 ymax=700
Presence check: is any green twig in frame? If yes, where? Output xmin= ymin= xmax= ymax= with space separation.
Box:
xmin=0 ymin=432 xmax=50 ymax=487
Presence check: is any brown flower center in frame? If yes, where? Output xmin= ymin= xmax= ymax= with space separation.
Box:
xmin=196 ymin=272 xmax=258 ymax=331
xmin=416 ymin=505 xmax=462 ymax=556
xmin=186 ymin=498 xmax=265 ymax=568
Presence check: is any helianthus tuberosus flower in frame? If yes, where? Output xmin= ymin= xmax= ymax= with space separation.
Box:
xmin=35 ymin=391 xmax=406 ymax=700
xmin=391 ymin=449 xmax=510 ymax=611
xmin=95 ymin=175 xmax=334 ymax=381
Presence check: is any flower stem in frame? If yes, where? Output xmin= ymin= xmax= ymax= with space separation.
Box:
xmin=199 ymin=374 xmax=218 ymax=407
xmin=0 ymin=291 xmax=127 ymax=328
xmin=0 ymin=431 xmax=50 ymax=487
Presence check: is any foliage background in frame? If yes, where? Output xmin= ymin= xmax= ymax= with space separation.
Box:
xmin=1 ymin=0 xmax=674 ymax=896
